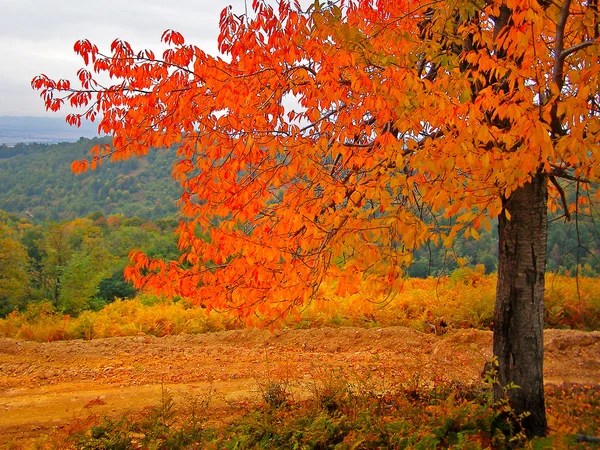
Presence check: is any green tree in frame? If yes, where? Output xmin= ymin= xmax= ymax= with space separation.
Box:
xmin=39 ymin=219 xmax=113 ymax=313
xmin=0 ymin=225 xmax=30 ymax=316
xmin=57 ymin=228 xmax=113 ymax=314
xmin=40 ymin=222 xmax=73 ymax=306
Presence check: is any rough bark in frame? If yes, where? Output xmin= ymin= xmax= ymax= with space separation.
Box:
xmin=493 ymin=173 xmax=548 ymax=438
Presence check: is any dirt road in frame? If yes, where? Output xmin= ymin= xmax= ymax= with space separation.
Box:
xmin=1 ymin=327 xmax=599 ymax=448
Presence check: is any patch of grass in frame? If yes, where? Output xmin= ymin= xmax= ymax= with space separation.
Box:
xmin=53 ymin=377 xmax=600 ymax=450
xmin=72 ymin=385 xmax=212 ymax=450
xmin=256 ymin=378 xmax=292 ymax=410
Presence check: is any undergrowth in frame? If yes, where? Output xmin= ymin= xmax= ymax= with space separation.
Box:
xmin=38 ymin=376 xmax=600 ymax=449
xmin=1 ymin=273 xmax=599 ymax=342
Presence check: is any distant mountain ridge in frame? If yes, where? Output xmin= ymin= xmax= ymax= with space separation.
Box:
xmin=0 ymin=137 xmax=180 ymax=221
xmin=0 ymin=116 xmax=100 ymax=146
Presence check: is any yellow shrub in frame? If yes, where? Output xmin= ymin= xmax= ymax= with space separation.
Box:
xmin=0 ymin=274 xmax=598 ymax=341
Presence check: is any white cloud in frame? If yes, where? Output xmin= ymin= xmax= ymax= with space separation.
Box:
xmin=0 ymin=0 xmax=247 ymax=116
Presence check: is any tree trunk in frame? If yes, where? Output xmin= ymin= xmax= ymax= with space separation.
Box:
xmin=493 ymin=173 xmax=548 ymax=438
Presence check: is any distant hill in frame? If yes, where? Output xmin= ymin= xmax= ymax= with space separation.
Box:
xmin=0 ymin=137 xmax=181 ymax=221
xmin=0 ymin=133 xmax=598 ymax=278
xmin=0 ymin=116 xmax=100 ymax=146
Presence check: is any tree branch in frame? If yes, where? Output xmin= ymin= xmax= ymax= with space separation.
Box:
xmin=560 ymin=40 xmax=596 ymax=60
xmin=550 ymin=175 xmax=571 ymax=221
xmin=550 ymin=167 xmax=592 ymax=183
xmin=553 ymin=0 xmax=572 ymax=89
xmin=576 ymin=434 xmax=600 ymax=444
xmin=299 ymin=107 xmax=345 ymax=134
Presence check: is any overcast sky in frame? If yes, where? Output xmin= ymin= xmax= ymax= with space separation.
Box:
xmin=0 ymin=0 xmax=249 ymax=117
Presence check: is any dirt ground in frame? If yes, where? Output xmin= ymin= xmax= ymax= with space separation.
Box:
xmin=1 ymin=327 xmax=599 ymax=448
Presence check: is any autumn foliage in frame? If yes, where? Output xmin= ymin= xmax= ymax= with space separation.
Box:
xmin=32 ymin=1 xmax=600 ymax=435
xmin=31 ymin=0 xmax=600 ymax=327
xmin=2 ymin=274 xmax=599 ymax=342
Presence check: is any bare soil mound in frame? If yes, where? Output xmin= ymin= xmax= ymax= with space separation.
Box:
xmin=1 ymin=327 xmax=599 ymax=448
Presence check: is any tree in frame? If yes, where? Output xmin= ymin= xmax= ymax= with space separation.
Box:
xmin=33 ymin=0 xmax=599 ymax=437
xmin=0 ymin=224 xmax=30 ymax=316
xmin=40 ymin=222 xmax=73 ymax=307
xmin=56 ymin=228 xmax=113 ymax=314
xmin=38 ymin=219 xmax=113 ymax=313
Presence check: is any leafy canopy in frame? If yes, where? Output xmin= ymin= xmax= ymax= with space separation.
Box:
xmin=33 ymin=0 xmax=600 ymax=326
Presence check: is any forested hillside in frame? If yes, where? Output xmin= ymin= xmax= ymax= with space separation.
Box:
xmin=0 ymin=137 xmax=180 ymax=221
xmin=0 ymin=138 xmax=599 ymax=283
xmin=0 ymin=203 xmax=598 ymax=321
xmin=408 ymin=198 xmax=600 ymax=278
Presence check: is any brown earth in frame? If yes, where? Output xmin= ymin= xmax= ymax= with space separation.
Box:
xmin=1 ymin=327 xmax=599 ymax=448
